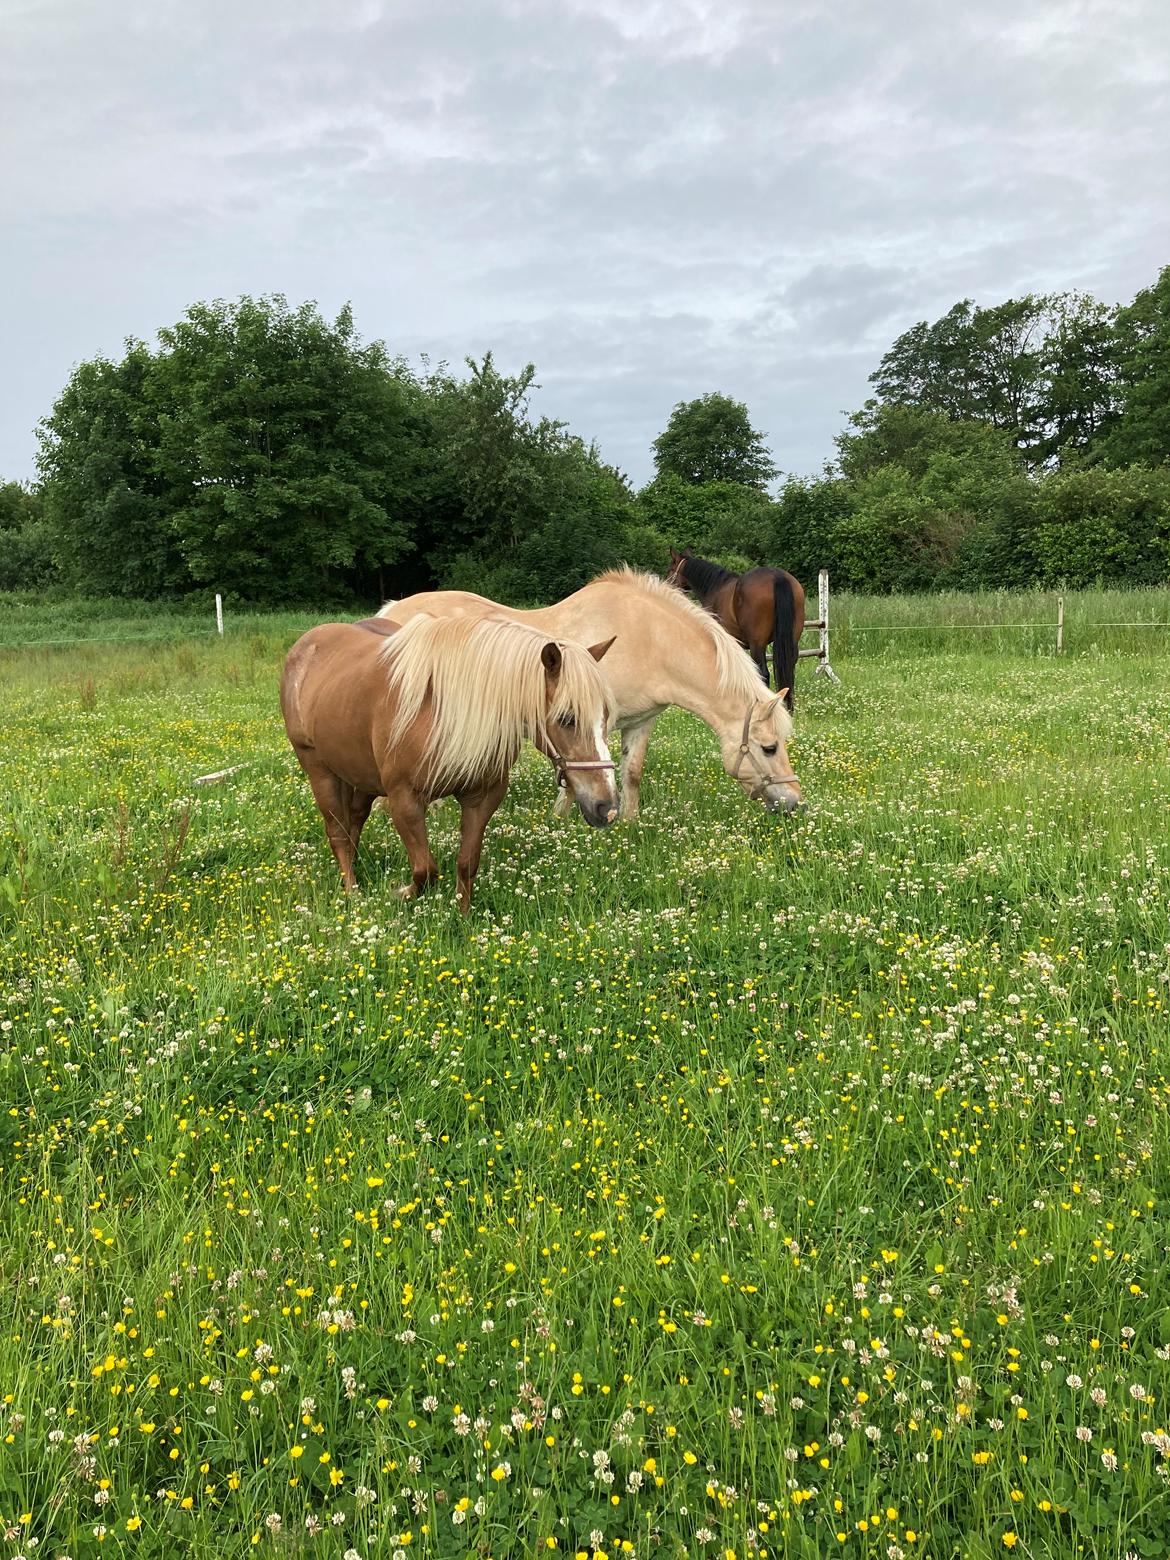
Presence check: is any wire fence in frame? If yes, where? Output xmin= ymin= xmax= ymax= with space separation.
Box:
xmin=0 ymin=629 xmax=221 ymax=649
xmin=4 ymin=587 xmax=1170 ymax=656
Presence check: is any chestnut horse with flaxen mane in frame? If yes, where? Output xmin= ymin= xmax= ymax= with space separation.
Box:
xmin=666 ymin=548 xmax=804 ymax=710
xmin=281 ymin=614 xmax=617 ymax=912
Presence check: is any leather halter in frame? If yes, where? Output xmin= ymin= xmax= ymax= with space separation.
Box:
xmin=530 ymin=727 xmax=616 ymax=790
xmin=552 ymin=754 xmax=617 ymax=789
xmin=729 ymin=706 xmax=798 ymax=799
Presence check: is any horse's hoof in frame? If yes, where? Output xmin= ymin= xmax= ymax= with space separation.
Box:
xmin=394 ymin=884 xmax=418 ymax=902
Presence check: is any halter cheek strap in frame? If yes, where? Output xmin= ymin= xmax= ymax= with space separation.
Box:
xmin=730 ymin=706 xmax=799 ymax=799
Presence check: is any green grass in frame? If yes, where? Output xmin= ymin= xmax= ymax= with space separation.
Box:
xmin=832 ymin=585 xmax=1170 ymax=660
xmin=1 ymin=598 xmax=1169 ymax=1559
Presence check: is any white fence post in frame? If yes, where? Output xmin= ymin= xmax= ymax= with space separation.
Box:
xmin=1056 ymin=595 xmax=1064 ymax=656
xmin=815 ymin=569 xmax=840 ymax=682
xmin=215 ymin=593 xmax=224 ymax=637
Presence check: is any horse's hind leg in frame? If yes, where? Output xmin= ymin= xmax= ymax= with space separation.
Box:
xmin=346 ymin=788 xmax=377 ymax=859
xmin=299 ymin=760 xmax=364 ymax=892
xmin=383 ymin=784 xmax=440 ymax=902
xmin=751 ymin=643 xmax=770 ymax=686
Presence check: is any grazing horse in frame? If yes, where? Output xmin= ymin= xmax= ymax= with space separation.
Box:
xmin=376 ymin=569 xmax=802 ymax=820
xmin=280 ymin=615 xmax=617 ymax=912
xmin=665 ymin=548 xmax=805 ymax=710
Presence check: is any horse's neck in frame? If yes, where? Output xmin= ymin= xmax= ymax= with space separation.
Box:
xmin=633 ymin=603 xmax=745 ymax=740
xmin=686 ymin=563 xmax=734 ymax=601
xmin=540 ymin=584 xmax=747 ymax=740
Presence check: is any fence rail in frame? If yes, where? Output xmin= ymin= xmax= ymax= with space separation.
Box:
xmin=4 ymin=588 xmax=1170 ymax=659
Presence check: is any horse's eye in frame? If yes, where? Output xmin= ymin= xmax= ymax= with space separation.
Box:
xmin=761 ymin=743 xmax=778 ymax=757
xmin=558 ymin=713 xmax=577 ymax=730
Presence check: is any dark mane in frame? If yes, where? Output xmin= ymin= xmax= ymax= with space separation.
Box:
xmin=681 ymin=553 xmax=739 ymax=596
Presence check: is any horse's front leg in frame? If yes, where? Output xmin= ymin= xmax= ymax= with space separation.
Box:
xmin=383 ymin=784 xmax=440 ymax=902
xmin=456 ymin=781 xmax=508 ymax=913
xmin=619 ymin=716 xmax=657 ymax=821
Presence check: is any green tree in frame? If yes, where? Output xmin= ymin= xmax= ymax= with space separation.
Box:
xmin=833 ymin=403 xmax=1035 ymax=589
xmin=423 ymin=353 xmax=635 ymax=602
xmin=636 ymin=472 xmax=774 ymax=570
xmin=154 ymin=296 xmax=420 ymax=603
xmin=38 ymin=343 xmax=185 ymax=596
xmin=1099 ymin=266 xmax=1170 ymax=467
xmin=770 ymin=473 xmax=853 ymax=586
xmin=652 ymin=393 xmax=776 ymax=489
xmin=837 ymin=401 xmax=1024 ymax=483
xmin=1040 ymin=292 xmax=1120 ymax=462
xmin=1025 ymin=465 xmax=1170 ymax=586
xmin=421 ymin=354 xmax=550 ymax=577
xmin=0 ymin=480 xmax=57 ymax=591
xmin=871 ymin=293 xmax=1120 ymax=467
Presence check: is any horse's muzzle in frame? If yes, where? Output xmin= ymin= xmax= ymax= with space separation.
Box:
xmin=762 ymin=785 xmax=805 ymax=815
xmin=584 ymin=798 xmax=619 ymax=828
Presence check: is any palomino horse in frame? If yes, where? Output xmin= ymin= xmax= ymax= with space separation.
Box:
xmin=281 ymin=615 xmax=617 ymax=912
xmin=377 ymin=569 xmax=802 ymax=820
xmin=666 ymin=548 xmax=805 ymax=710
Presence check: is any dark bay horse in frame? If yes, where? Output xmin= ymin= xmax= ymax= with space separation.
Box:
xmin=666 ymin=548 xmax=805 ymax=710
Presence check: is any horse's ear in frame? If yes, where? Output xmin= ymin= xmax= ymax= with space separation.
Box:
xmin=587 ymin=636 xmax=616 ymax=663
xmin=773 ymin=690 xmax=789 ymax=710
xmin=669 ymin=546 xmax=682 ymax=563
xmin=541 ymin=641 xmax=563 ymax=678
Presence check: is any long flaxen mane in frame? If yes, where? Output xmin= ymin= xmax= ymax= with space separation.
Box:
xmin=378 ymin=615 xmax=610 ymax=786
xmin=596 ymin=568 xmax=786 ymax=721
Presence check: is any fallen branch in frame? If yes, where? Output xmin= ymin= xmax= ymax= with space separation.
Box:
xmin=193 ymin=761 xmax=257 ymax=786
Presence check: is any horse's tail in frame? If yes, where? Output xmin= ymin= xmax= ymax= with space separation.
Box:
xmin=772 ymin=572 xmax=798 ymax=713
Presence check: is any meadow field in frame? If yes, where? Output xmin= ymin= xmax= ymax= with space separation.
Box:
xmin=1 ymin=591 xmax=1169 ymax=1559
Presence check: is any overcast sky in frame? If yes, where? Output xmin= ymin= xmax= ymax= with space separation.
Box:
xmin=2 ymin=0 xmax=1168 ymax=488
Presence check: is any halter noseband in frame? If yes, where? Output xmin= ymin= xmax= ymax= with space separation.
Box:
xmin=553 ymin=755 xmax=617 ymax=789
xmin=729 ymin=706 xmax=799 ymax=799
xmin=538 ymin=724 xmax=617 ymax=790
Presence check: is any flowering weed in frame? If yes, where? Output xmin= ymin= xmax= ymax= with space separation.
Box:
xmin=0 ymin=633 xmax=1169 ymax=1557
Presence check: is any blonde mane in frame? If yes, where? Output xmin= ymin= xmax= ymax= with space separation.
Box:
xmin=378 ymin=615 xmax=610 ymax=786
xmin=596 ymin=568 xmax=777 ymax=711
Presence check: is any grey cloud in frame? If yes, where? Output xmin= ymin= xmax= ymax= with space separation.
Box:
xmin=2 ymin=0 xmax=1168 ymax=486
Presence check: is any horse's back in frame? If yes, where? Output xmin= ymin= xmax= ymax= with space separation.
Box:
xmin=380 ymin=590 xmax=499 ymax=623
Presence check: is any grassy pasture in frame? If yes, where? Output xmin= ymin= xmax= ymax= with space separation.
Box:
xmin=1 ymin=595 xmax=1169 ymax=1559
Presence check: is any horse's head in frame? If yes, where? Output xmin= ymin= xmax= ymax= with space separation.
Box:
xmin=720 ymin=692 xmax=803 ymax=814
xmin=540 ymin=638 xmax=619 ymax=828
xmin=665 ymin=546 xmax=692 ymax=590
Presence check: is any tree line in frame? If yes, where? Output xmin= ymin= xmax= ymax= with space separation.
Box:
xmin=2 ymin=265 xmax=1169 ymax=604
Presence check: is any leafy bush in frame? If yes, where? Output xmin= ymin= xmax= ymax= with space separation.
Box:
xmin=0 ymin=482 xmax=57 ymax=591
xmin=1025 ymin=464 xmax=1170 ymax=586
